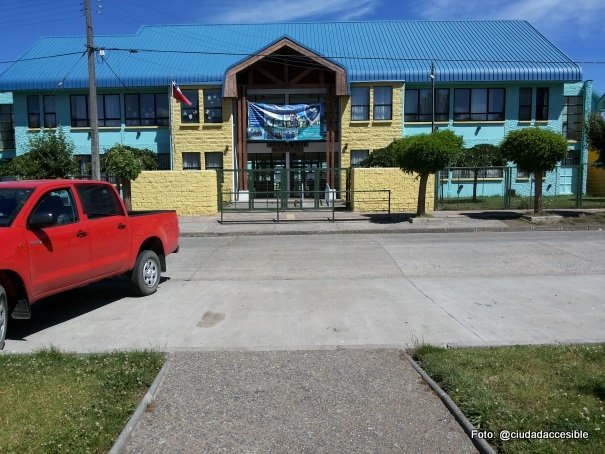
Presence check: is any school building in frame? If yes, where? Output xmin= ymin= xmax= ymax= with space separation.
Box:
xmin=0 ymin=21 xmax=594 ymax=213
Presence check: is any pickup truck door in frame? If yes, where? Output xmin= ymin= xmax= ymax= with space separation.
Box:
xmin=26 ymin=188 xmax=91 ymax=298
xmin=75 ymin=183 xmax=130 ymax=278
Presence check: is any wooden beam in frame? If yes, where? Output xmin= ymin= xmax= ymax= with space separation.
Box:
xmin=253 ymin=66 xmax=284 ymax=84
xmin=290 ymin=68 xmax=313 ymax=85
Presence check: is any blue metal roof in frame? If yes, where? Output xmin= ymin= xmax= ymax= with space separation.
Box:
xmin=0 ymin=20 xmax=581 ymax=91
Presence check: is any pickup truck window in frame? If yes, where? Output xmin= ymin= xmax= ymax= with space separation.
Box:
xmin=29 ymin=189 xmax=79 ymax=226
xmin=76 ymin=183 xmax=124 ymax=219
xmin=0 ymin=188 xmax=33 ymax=227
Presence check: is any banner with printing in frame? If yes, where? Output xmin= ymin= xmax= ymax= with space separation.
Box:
xmin=247 ymin=102 xmax=324 ymax=141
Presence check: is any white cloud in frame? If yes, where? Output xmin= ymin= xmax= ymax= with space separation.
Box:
xmin=203 ymin=0 xmax=376 ymax=23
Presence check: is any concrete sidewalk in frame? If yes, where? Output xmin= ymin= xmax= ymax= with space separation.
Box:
xmin=179 ymin=209 xmax=604 ymax=236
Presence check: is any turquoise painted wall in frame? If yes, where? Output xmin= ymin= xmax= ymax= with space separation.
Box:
xmin=12 ymin=89 xmax=170 ymax=157
xmin=403 ymin=81 xmax=590 ymax=197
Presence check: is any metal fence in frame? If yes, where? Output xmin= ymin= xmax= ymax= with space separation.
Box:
xmin=217 ymin=168 xmax=351 ymax=222
xmin=436 ymin=164 xmax=604 ymax=210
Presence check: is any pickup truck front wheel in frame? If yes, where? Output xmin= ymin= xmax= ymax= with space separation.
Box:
xmin=0 ymin=285 xmax=7 ymax=350
xmin=131 ymin=250 xmax=161 ymax=296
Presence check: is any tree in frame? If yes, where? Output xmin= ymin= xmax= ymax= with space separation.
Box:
xmin=2 ymin=128 xmax=77 ymax=179
xmin=500 ymin=128 xmax=568 ymax=213
xmin=358 ymin=145 xmax=398 ymax=167
xmin=453 ymin=144 xmax=506 ymax=202
xmin=587 ymin=113 xmax=605 ymax=168
xmin=102 ymin=144 xmax=158 ymax=210
xmin=394 ymin=130 xmax=463 ymax=216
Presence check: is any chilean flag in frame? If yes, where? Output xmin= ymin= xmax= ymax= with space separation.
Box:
xmin=172 ymin=82 xmax=192 ymax=106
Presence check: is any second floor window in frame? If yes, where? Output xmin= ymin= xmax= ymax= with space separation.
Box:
xmin=536 ymin=87 xmax=549 ymax=121
xmin=518 ymin=88 xmax=532 ymax=121
xmin=203 ymin=90 xmax=222 ymax=123
xmin=351 ymin=86 xmax=370 ymax=121
xmin=70 ymin=94 xmax=121 ymax=127
xmin=181 ymin=90 xmax=200 ymax=123
xmin=454 ymin=88 xmax=505 ymax=121
xmin=405 ymin=88 xmax=450 ymax=122
xmin=0 ymin=104 xmax=15 ymax=150
xmin=27 ymin=96 xmax=40 ymax=128
xmin=374 ymin=86 xmax=392 ymax=120
xmin=563 ymin=95 xmax=583 ymax=142
xmin=97 ymin=94 xmax=120 ymax=127
xmin=125 ymin=94 xmax=169 ymax=126
xmin=27 ymin=95 xmax=56 ymax=129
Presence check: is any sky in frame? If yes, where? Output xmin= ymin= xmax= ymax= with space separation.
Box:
xmin=1 ymin=0 xmax=604 ymax=95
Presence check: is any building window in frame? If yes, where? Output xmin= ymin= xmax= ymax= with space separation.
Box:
xmin=27 ymin=95 xmax=40 ymax=128
xmin=125 ymin=94 xmax=169 ymax=126
xmin=181 ymin=90 xmax=199 ymax=123
xmin=405 ymin=88 xmax=450 ymax=122
xmin=70 ymin=95 xmax=89 ymax=127
xmin=536 ymin=87 xmax=549 ymax=121
xmin=351 ymin=86 xmax=370 ymax=121
xmin=0 ymin=104 xmax=15 ymax=150
xmin=97 ymin=94 xmax=121 ymax=127
xmin=454 ymin=88 xmax=505 ymax=121
xmin=563 ymin=95 xmax=584 ymax=142
xmin=350 ymin=149 xmax=369 ymax=167
xmin=204 ymin=152 xmax=223 ymax=170
xmin=28 ymin=95 xmax=57 ymax=128
xmin=183 ymin=152 xmax=201 ymax=170
xmin=203 ymin=89 xmax=222 ymax=123
xmin=518 ymin=87 xmax=532 ymax=121
xmin=43 ymin=96 xmax=57 ymax=128
xmin=450 ymin=168 xmax=504 ymax=179
xmin=71 ymin=94 xmax=122 ymax=127
xmin=374 ymin=86 xmax=392 ymax=120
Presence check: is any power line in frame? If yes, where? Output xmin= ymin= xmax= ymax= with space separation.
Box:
xmin=99 ymin=46 xmax=605 ymax=65
xmin=0 ymin=51 xmax=85 ymax=65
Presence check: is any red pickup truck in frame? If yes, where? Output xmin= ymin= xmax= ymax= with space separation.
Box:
xmin=0 ymin=180 xmax=179 ymax=349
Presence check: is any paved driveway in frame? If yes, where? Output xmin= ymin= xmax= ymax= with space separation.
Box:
xmin=4 ymin=231 xmax=605 ymax=352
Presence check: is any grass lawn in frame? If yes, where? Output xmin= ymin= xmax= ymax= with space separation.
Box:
xmin=413 ymin=344 xmax=605 ymax=453
xmin=0 ymin=349 xmax=165 ymax=453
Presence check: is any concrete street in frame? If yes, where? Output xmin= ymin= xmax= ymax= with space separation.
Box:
xmin=5 ymin=230 xmax=605 ymax=352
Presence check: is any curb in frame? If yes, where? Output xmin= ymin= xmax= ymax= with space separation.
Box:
xmin=180 ymin=224 xmax=604 ymax=237
xmin=109 ymin=359 xmax=170 ymax=454
xmin=403 ymin=351 xmax=496 ymax=454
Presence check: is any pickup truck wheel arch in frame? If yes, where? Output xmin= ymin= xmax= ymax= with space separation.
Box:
xmin=138 ymin=237 xmax=166 ymax=272
xmin=0 ymin=285 xmax=8 ymax=350
xmin=130 ymin=250 xmax=161 ymax=296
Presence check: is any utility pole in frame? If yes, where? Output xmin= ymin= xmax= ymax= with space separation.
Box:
xmin=84 ymin=0 xmax=100 ymax=179
xmin=430 ymin=61 xmax=436 ymax=133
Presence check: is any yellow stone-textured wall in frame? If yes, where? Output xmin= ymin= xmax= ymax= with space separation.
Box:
xmin=131 ymin=171 xmax=218 ymax=215
xmin=339 ymin=83 xmax=404 ymax=169
xmin=172 ymin=87 xmax=234 ymax=195
xmin=351 ymin=168 xmax=434 ymax=213
xmin=587 ymin=149 xmax=605 ymax=196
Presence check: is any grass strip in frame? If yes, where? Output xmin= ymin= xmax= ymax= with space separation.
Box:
xmin=0 ymin=348 xmax=165 ymax=454
xmin=413 ymin=344 xmax=605 ymax=454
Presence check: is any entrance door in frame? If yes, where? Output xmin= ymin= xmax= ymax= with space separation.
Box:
xmin=559 ymin=166 xmax=573 ymax=195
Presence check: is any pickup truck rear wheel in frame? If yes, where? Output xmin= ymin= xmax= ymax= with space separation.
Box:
xmin=0 ymin=285 xmax=7 ymax=350
xmin=131 ymin=250 xmax=161 ymax=296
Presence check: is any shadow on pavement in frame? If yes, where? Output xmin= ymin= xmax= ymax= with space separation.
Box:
xmin=363 ymin=213 xmax=413 ymax=224
xmin=7 ymin=276 xmax=169 ymax=341
xmin=460 ymin=211 xmax=525 ymax=220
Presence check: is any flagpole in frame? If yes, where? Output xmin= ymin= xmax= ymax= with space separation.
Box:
xmin=168 ymin=80 xmax=173 ymax=170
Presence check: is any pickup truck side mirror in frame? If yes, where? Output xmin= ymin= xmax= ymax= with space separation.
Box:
xmin=28 ymin=212 xmax=55 ymax=229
